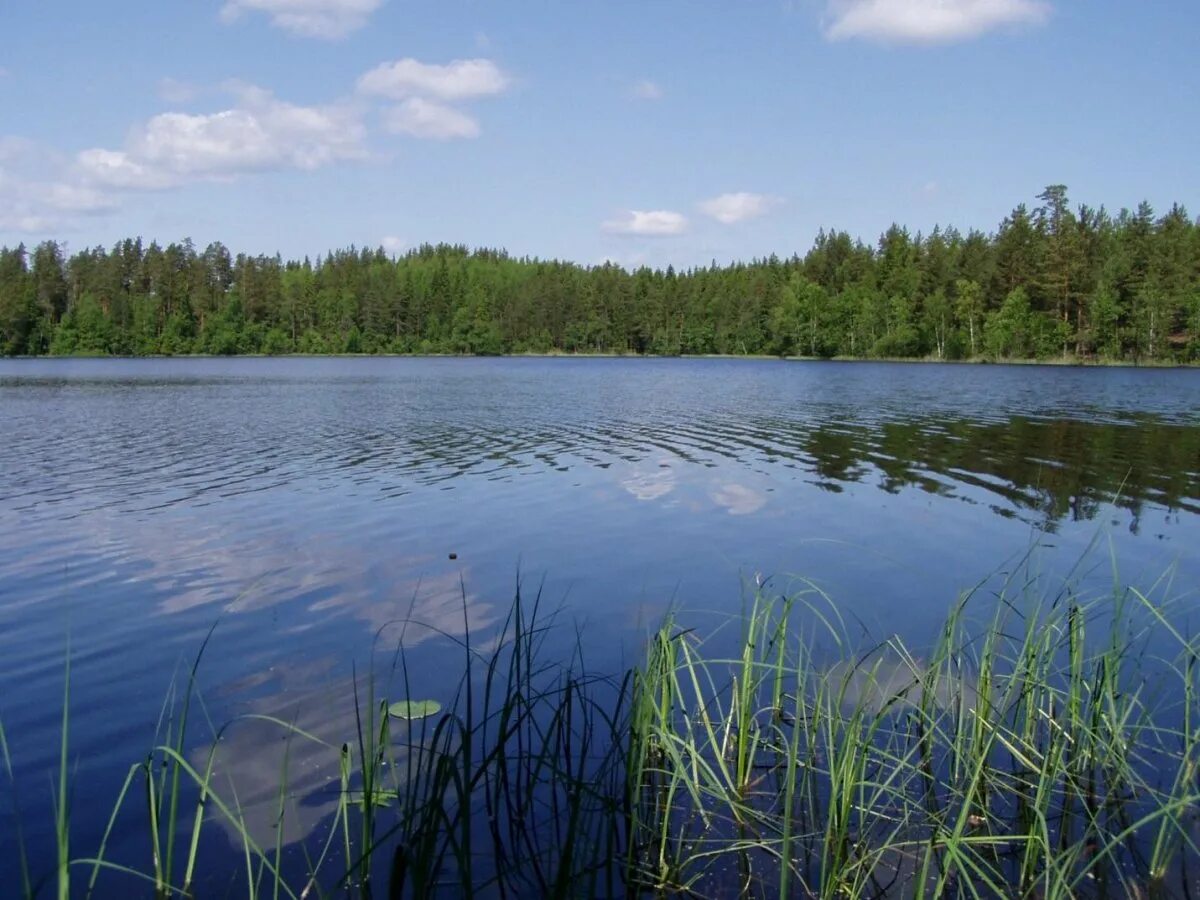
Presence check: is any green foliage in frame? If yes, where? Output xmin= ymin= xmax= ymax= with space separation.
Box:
xmin=872 ymin=323 xmax=922 ymax=358
xmin=450 ymin=285 xmax=503 ymax=354
xmin=50 ymin=295 xmax=113 ymax=356
xmin=261 ymin=327 xmax=292 ymax=356
xmin=1031 ymin=309 xmax=1072 ymax=358
xmin=1089 ymin=280 xmax=1122 ymax=359
xmin=985 ymin=287 xmax=1034 ymax=359
xmin=2 ymin=187 xmax=1197 ymax=361
xmin=955 ymin=279 xmax=985 ymax=357
xmin=769 ymin=275 xmax=832 ymax=357
xmin=1188 ymin=289 xmax=1200 ymax=360
xmin=923 ymin=287 xmax=952 ymax=359
xmin=296 ymin=328 xmax=328 ymax=354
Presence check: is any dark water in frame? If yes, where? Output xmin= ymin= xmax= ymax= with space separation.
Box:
xmin=1 ymin=357 xmax=1199 ymax=887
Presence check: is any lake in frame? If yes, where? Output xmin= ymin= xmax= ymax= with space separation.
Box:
xmin=2 ymin=356 xmax=1199 ymax=890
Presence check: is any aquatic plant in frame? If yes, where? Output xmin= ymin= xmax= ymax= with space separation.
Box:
xmin=2 ymin=562 xmax=1199 ymax=898
xmin=627 ymin=568 xmax=1200 ymax=897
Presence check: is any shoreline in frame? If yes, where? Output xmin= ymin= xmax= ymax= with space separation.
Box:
xmin=3 ymin=351 xmax=1197 ymax=369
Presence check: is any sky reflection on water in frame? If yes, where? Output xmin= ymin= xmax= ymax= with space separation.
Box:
xmin=0 ymin=357 xmax=1198 ymax=884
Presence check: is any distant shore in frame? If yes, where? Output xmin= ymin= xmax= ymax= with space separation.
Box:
xmin=4 ymin=351 xmax=1197 ymax=369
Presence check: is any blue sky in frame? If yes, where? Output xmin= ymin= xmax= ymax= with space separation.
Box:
xmin=1 ymin=0 xmax=1197 ymax=268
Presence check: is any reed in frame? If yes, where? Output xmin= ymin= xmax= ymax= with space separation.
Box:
xmin=628 ymin=568 xmax=1200 ymax=897
xmin=2 ymin=562 xmax=1198 ymax=898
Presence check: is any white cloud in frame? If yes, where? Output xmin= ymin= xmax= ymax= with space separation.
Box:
xmin=380 ymin=235 xmax=407 ymax=254
xmin=5 ymin=82 xmax=371 ymax=235
xmin=43 ymin=182 xmax=118 ymax=213
xmin=359 ymin=59 xmax=509 ymax=144
xmin=0 ymin=212 xmax=56 ymax=233
xmin=0 ymin=167 xmax=48 ymax=232
xmin=219 ymin=0 xmax=383 ymax=39
xmin=5 ymin=82 xmax=374 ymax=235
xmin=0 ymin=138 xmax=116 ymax=233
xmin=602 ymin=210 xmax=688 ymax=237
xmin=0 ymin=136 xmax=39 ymax=164
xmin=357 ymin=58 xmax=510 ymax=102
xmin=698 ymin=192 xmax=782 ymax=225
xmin=631 ymin=80 xmax=664 ymax=100
xmin=0 ymin=176 xmax=115 ymax=232
xmin=75 ymin=149 xmax=176 ymax=190
xmin=76 ymin=86 xmax=366 ymax=189
xmin=383 ymin=98 xmax=480 ymax=140
xmin=824 ymin=0 xmax=1050 ymax=43
xmin=158 ymin=77 xmax=201 ymax=104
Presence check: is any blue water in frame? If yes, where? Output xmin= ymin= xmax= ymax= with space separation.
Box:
xmin=1 ymin=356 xmax=1198 ymax=889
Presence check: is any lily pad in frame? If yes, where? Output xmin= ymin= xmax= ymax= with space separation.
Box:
xmin=355 ymin=788 xmax=399 ymax=809
xmin=388 ymin=699 xmax=442 ymax=720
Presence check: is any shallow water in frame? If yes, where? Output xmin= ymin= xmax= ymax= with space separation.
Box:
xmin=1 ymin=356 xmax=1198 ymax=886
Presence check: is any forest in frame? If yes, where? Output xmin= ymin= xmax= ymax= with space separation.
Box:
xmin=1 ymin=186 xmax=1197 ymax=361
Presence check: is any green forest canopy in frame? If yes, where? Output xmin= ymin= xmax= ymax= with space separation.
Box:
xmin=2 ymin=186 xmax=1197 ymax=361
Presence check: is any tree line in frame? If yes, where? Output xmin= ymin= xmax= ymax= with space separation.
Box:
xmin=1 ymin=186 xmax=1197 ymax=361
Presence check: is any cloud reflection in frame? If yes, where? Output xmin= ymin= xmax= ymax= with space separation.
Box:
xmin=620 ymin=463 xmax=676 ymax=501
xmin=711 ymin=483 xmax=767 ymax=516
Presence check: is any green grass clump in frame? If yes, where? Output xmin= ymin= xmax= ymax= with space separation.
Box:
xmin=2 ymin=564 xmax=1199 ymax=898
xmin=3 ymin=585 xmax=631 ymax=898
xmin=628 ymin=571 xmax=1200 ymax=898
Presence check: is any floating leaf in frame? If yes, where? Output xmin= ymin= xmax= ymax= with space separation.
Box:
xmin=388 ymin=699 xmax=442 ymax=720
xmin=354 ymin=788 xmax=399 ymax=809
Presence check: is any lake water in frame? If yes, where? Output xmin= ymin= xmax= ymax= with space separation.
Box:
xmin=2 ymin=357 xmax=1199 ymax=889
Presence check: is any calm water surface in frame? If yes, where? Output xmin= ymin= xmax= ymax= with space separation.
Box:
xmin=2 ymin=357 xmax=1199 ymax=886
